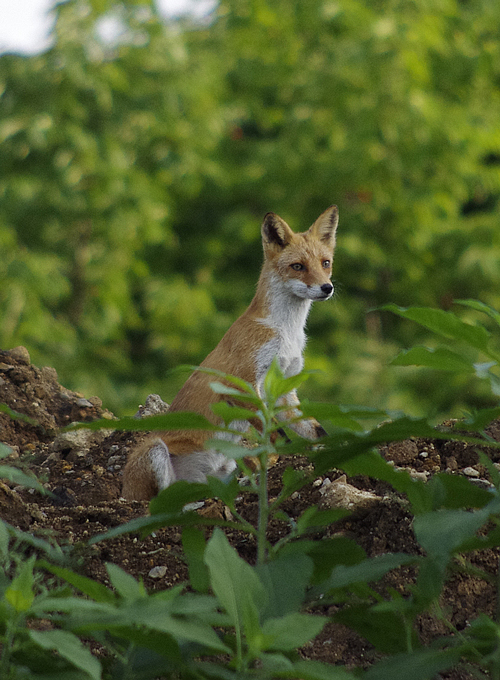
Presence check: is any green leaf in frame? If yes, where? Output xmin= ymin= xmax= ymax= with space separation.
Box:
xmin=261 ymin=612 xmax=326 ymax=651
xmin=0 ymin=403 xmax=37 ymax=425
xmin=0 ymin=464 xmax=47 ymax=493
xmin=205 ymin=528 xmax=267 ymax=654
xmin=205 ymin=474 xmax=241 ymax=507
xmin=263 ymin=359 xmax=310 ymax=403
xmin=460 ymin=407 xmax=500 ymax=432
xmin=28 ymin=629 xmax=102 ymax=680
xmin=295 ymin=506 xmax=348 ymax=535
xmin=302 ymin=403 xmax=397 ymax=432
xmin=210 ymin=401 xmax=257 ymax=425
xmin=39 ymin=562 xmax=116 ymax=604
xmin=106 ymin=563 xmax=145 ymax=600
xmin=204 ymin=438 xmax=253 ymax=459
xmin=390 ymin=346 xmax=475 ymax=372
xmin=455 ymin=299 xmax=500 ymax=327
xmin=321 ymin=553 xmax=417 ymax=592
xmin=426 ymin=472 xmax=494 ymax=510
xmin=364 ymin=648 xmax=461 ymax=680
xmin=128 ymin=599 xmax=230 ymax=652
xmin=0 ymin=442 xmax=13 ymax=459
xmin=0 ymin=519 xmax=10 ymax=559
xmin=380 ymin=304 xmax=492 ymax=354
xmin=209 ymin=382 xmax=260 ymax=407
xmin=280 ymin=537 xmax=365 ymax=585
xmin=256 ymin=554 xmax=313 ymax=618
xmin=272 ymin=658 xmax=355 ymax=679
xmin=413 ymin=498 xmax=500 ymax=560
xmin=66 ymin=411 xmax=216 ymax=433
xmin=5 ymin=555 xmax=36 ymax=612
xmin=149 ymin=480 xmax=210 ymax=514
xmin=182 ymin=526 xmax=209 ymax=593
xmin=334 ymin=604 xmax=418 ymax=654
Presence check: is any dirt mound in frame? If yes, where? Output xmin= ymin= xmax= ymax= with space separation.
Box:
xmin=0 ymin=346 xmax=498 ymax=676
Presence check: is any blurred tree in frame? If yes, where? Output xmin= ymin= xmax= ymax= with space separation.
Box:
xmin=1 ymin=0 xmax=499 ymax=416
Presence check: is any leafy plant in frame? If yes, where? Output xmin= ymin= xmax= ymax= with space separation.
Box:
xmin=6 ymin=302 xmax=500 ymax=677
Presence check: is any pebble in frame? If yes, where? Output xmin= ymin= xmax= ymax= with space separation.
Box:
xmin=9 ymin=346 xmax=30 ymax=365
xmin=408 ymin=469 xmax=429 ymax=481
xmin=76 ymin=398 xmax=93 ymax=408
xmin=463 ymin=466 xmax=480 ymax=478
xmin=40 ymin=366 xmax=58 ymax=382
xmin=148 ymin=566 xmax=167 ymax=579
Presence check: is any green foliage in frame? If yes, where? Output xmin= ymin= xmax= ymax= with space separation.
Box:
xmin=5 ymin=323 xmax=500 ymax=676
xmin=1 ymin=0 xmax=500 ymax=414
xmin=385 ymin=300 xmax=500 ymax=400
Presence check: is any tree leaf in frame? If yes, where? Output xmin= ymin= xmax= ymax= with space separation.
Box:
xmin=380 ymin=304 xmax=492 ymax=354
xmin=390 ymin=346 xmax=475 ymax=372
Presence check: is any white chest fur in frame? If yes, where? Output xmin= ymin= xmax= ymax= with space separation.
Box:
xmin=255 ymin=275 xmax=313 ymax=392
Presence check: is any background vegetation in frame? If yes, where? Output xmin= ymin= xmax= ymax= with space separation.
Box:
xmin=1 ymin=0 xmax=499 ymax=416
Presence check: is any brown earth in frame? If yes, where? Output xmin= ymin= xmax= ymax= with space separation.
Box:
xmin=1 ymin=346 xmax=499 ymax=679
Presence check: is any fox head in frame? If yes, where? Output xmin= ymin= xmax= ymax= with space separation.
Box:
xmin=261 ymin=206 xmax=338 ymax=302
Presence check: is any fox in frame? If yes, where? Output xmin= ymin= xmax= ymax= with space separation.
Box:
xmin=122 ymin=205 xmax=339 ymax=500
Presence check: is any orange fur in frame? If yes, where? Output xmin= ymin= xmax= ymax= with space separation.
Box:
xmin=122 ymin=206 xmax=339 ymax=500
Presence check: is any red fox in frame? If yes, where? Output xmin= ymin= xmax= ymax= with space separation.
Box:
xmin=122 ymin=206 xmax=339 ymax=500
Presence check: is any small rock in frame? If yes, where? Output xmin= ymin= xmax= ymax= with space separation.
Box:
xmin=9 ymin=346 xmax=31 ymax=365
xmin=463 ymin=466 xmax=480 ymax=478
xmin=446 ymin=456 xmax=458 ymax=471
xmin=52 ymin=429 xmax=98 ymax=453
xmin=40 ymin=366 xmax=58 ymax=382
xmin=51 ymin=486 xmax=78 ymax=507
xmin=408 ymin=469 xmax=429 ymax=481
xmin=135 ymin=394 xmax=170 ymax=419
xmin=319 ymin=475 xmax=380 ymax=510
xmin=76 ymin=398 xmax=93 ymax=408
xmin=148 ymin=566 xmax=167 ymax=579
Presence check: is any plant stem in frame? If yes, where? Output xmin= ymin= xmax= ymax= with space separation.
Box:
xmin=256 ymin=450 xmax=269 ymax=567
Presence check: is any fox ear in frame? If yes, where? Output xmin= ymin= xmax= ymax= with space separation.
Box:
xmin=309 ymin=206 xmax=339 ymax=248
xmin=261 ymin=213 xmax=294 ymax=249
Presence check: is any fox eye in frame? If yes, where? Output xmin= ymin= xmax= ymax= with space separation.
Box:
xmin=322 ymin=260 xmax=331 ymax=269
xmin=290 ymin=263 xmax=305 ymax=271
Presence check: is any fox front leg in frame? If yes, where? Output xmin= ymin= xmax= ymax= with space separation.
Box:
xmin=276 ymin=390 xmax=327 ymax=440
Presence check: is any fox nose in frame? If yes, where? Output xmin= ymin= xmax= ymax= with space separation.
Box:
xmin=321 ymin=283 xmax=334 ymax=296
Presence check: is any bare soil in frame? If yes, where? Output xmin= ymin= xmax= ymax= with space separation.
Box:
xmin=1 ymin=346 xmax=499 ymax=678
